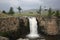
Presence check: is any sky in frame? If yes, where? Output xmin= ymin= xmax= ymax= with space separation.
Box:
xmin=0 ymin=0 xmax=60 ymax=11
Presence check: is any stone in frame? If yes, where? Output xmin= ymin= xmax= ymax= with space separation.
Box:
xmin=0 ymin=36 xmax=9 ymax=40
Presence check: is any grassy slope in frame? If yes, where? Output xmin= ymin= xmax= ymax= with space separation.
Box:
xmin=0 ymin=9 xmax=60 ymax=17
xmin=14 ymin=13 xmax=40 ymax=17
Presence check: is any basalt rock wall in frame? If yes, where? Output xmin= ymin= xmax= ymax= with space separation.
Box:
xmin=37 ymin=16 xmax=60 ymax=35
xmin=0 ymin=16 xmax=59 ymax=35
xmin=0 ymin=17 xmax=19 ymax=32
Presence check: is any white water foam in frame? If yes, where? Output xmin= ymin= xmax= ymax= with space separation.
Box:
xmin=26 ymin=17 xmax=39 ymax=38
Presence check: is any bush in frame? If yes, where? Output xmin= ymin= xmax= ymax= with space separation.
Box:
xmin=2 ymin=10 xmax=6 ymax=14
xmin=0 ymin=32 xmax=8 ymax=37
xmin=29 ymin=12 xmax=33 ymax=14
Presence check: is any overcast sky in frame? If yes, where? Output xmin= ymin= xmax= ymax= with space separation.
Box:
xmin=0 ymin=0 xmax=60 ymax=11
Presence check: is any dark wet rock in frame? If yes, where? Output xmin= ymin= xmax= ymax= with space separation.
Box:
xmin=18 ymin=17 xmax=30 ymax=38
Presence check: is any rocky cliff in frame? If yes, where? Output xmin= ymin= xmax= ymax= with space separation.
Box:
xmin=0 ymin=16 xmax=59 ymax=36
xmin=0 ymin=17 xmax=19 ymax=32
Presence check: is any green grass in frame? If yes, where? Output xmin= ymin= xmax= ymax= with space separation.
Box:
xmin=0 ymin=12 xmax=41 ymax=18
xmin=0 ymin=11 xmax=60 ymax=18
xmin=14 ymin=13 xmax=40 ymax=17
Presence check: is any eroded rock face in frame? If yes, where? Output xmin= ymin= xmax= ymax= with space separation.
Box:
xmin=0 ymin=16 xmax=59 ymax=36
xmin=36 ymin=16 xmax=46 ymax=34
xmin=36 ymin=16 xmax=59 ymax=35
xmin=0 ymin=17 xmax=19 ymax=32
xmin=0 ymin=17 xmax=29 ymax=39
xmin=46 ymin=17 xmax=58 ymax=35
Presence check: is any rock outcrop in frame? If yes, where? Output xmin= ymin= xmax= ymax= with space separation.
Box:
xmin=0 ymin=17 xmax=19 ymax=32
xmin=0 ymin=36 xmax=9 ymax=40
xmin=36 ymin=16 xmax=59 ymax=35
xmin=0 ymin=16 xmax=59 ymax=36
xmin=46 ymin=17 xmax=58 ymax=35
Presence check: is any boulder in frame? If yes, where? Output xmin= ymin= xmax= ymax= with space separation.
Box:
xmin=0 ymin=36 xmax=9 ymax=40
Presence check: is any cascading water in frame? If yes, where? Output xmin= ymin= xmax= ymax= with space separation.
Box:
xmin=26 ymin=17 xmax=39 ymax=38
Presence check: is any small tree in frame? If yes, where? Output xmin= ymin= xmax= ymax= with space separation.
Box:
xmin=17 ymin=6 xmax=22 ymax=13
xmin=37 ymin=6 xmax=42 ymax=15
xmin=48 ymin=8 xmax=52 ymax=18
xmin=55 ymin=10 xmax=60 ymax=27
xmin=8 ymin=7 xmax=14 ymax=15
xmin=55 ymin=10 xmax=60 ymax=17
xmin=39 ymin=6 xmax=42 ymax=14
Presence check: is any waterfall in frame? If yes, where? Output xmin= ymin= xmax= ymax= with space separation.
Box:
xmin=26 ymin=17 xmax=39 ymax=38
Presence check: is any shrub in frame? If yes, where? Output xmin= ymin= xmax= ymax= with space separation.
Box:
xmin=2 ymin=10 xmax=6 ymax=14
